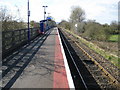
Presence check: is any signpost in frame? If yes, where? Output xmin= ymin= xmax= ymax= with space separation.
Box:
xmin=43 ymin=6 xmax=48 ymax=20
xmin=28 ymin=0 xmax=30 ymax=42
xmin=75 ymin=23 xmax=78 ymax=31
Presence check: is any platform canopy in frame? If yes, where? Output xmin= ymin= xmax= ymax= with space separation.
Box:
xmin=46 ymin=17 xmax=53 ymax=20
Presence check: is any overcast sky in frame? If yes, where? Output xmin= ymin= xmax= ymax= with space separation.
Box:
xmin=0 ymin=0 xmax=119 ymax=24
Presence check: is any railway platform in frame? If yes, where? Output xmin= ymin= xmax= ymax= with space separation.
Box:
xmin=2 ymin=27 xmax=119 ymax=89
xmin=8 ymin=27 xmax=74 ymax=88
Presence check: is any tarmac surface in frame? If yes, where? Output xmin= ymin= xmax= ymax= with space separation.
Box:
xmin=11 ymin=27 xmax=73 ymax=88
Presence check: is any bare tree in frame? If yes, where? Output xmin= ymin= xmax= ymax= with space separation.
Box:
xmin=0 ymin=6 xmax=26 ymax=31
xmin=69 ymin=6 xmax=85 ymax=33
xmin=0 ymin=6 xmax=12 ymax=22
xmin=110 ymin=21 xmax=118 ymax=34
xmin=69 ymin=6 xmax=85 ymax=23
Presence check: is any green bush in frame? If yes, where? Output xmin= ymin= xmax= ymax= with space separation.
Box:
xmin=82 ymin=21 xmax=107 ymax=41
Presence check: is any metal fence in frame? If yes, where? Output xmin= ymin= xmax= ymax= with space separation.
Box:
xmin=2 ymin=28 xmax=39 ymax=59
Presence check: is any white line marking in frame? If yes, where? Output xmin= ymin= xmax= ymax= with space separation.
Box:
xmin=56 ymin=28 xmax=75 ymax=88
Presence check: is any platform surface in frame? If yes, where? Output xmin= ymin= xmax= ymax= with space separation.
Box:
xmin=12 ymin=27 xmax=73 ymax=88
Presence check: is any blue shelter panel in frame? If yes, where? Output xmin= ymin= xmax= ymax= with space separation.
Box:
xmin=40 ymin=20 xmax=47 ymax=33
xmin=40 ymin=22 xmax=44 ymax=32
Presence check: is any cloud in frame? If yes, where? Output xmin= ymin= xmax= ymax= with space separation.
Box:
xmin=73 ymin=0 xmax=119 ymax=24
xmin=0 ymin=0 xmax=119 ymax=24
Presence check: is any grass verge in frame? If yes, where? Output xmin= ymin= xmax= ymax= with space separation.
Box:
xmin=63 ymin=29 xmax=120 ymax=68
xmin=108 ymin=35 xmax=119 ymax=42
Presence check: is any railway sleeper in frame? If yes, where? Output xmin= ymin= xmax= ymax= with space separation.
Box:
xmin=59 ymin=29 xmax=119 ymax=89
xmin=59 ymin=30 xmax=101 ymax=89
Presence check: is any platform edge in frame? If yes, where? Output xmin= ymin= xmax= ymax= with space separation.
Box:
xmin=57 ymin=28 xmax=75 ymax=88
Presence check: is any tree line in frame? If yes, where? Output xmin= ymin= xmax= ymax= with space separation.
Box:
xmin=58 ymin=6 xmax=118 ymax=41
xmin=0 ymin=6 xmax=39 ymax=31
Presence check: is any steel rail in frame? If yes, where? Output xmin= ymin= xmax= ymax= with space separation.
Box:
xmin=59 ymin=30 xmax=88 ymax=90
xmin=62 ymin=29 xmax=120 ymax=87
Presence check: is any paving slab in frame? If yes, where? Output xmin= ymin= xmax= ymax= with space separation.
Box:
xmin=11 ymin=27 xmax=72 ymax=88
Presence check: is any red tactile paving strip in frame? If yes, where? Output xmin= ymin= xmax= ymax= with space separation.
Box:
xmin=53 ymin=30 xmax=69 ymax=88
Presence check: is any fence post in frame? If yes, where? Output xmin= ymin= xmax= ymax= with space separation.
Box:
xmin=12 ymin=31 xmax=15 ymax=46
xmin=2 ymin=32 xmax=5 ymax=53
xmin=19 ymin=30 xmax=21 ymax=42
xmin=31 ymin=28 xmax=32 ymax=39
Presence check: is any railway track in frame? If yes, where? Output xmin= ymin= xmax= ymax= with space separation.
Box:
xmin=71 ymin=34 xmax=120 ymax=83
xmin=58 ymin=28 xmax=120 ymax=89
xmin=2 ymin=29 xmax=52 ymax=89
xmin=59 ymin=29 xmax=100 ymax=89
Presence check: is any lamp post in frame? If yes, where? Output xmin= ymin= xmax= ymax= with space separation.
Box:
xmin=42 ymin=6 xmax=48 ymax=20
xmin=28 ymin=0 xmax=30 ymax=42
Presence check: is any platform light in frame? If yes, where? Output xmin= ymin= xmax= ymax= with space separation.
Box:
xmin=42 ymin=6 xmax=48 ymax=20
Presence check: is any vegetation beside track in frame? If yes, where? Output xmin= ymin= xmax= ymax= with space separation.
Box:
xmin=58 ymin=6 xmax=119 ymax=68
xmin=62 ymin=28 xmax=120 ymax=68
xmin=108 ymin=35 xmax=119 ymax=42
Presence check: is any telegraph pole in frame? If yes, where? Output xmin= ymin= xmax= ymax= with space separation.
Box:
xmin=43 ymin=6 xmax=48 ymax=20
xmin=28 ymin=0 xmax=30 ymax=42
